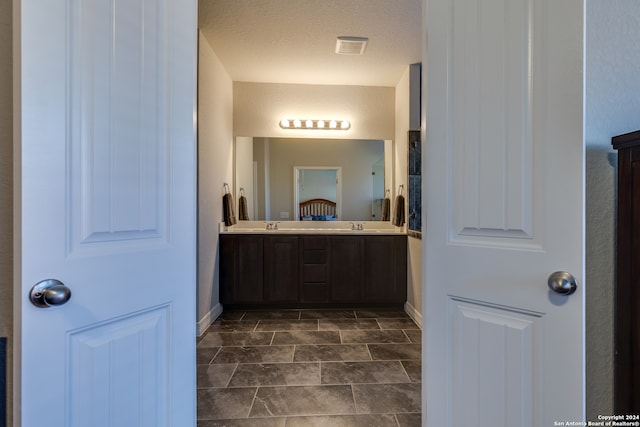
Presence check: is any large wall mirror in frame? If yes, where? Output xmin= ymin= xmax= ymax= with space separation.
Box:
xmin=235 ymin=137 xmax=393 ymax=221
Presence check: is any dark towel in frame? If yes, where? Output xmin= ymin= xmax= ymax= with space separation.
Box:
xmin=238 ymin=195 xmax=249 ymax=220
xmin=392 ymin=194 xmax=405 ymax=226
xmin=223 ymin=193 xmax=237 ymax=226
xmin=381 ymin=197 xmax=391 ymax=221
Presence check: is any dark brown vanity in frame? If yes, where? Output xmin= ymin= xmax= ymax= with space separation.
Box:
xmin=612 ymin=130 xmax=640 ymax=415
xmin=220 ymin=233 xmax=407 ymax=308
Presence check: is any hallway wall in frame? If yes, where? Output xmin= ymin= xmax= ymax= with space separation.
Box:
xmin=585 ymin=0 xmax=640 ymax=418
xmin=197 ymin=32 xmax=234 ymax=332
xmin=395 ymin=67 xmax=422 ymax=322
xmin=0 ymin=1 xmax=13 ymax=424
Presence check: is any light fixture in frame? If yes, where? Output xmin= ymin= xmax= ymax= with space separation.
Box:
xmin=279 ymin=118 xmax=351 ymax=131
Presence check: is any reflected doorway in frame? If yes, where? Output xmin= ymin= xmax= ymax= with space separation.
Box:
xmin=293 ymin=167 xmax=342 ymax=220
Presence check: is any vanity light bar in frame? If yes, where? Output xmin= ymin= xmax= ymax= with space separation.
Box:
xmin=279 ymin=119 xmax=351 ymax=130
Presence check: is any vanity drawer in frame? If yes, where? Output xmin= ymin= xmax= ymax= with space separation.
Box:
xmin=302 ymin=236 xmax=328 ymax=250
xmin=303 ymin=249 xmax=327 ymax=264
xmin=303 ymin=264 xmax=327 ymax=282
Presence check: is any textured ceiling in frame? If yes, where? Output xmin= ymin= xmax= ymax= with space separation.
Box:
xmin=199 ymin=0 xmax=422 ymax=87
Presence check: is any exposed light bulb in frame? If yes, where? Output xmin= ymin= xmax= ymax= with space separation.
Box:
xmin=279 ymin=118 xmax=350 ymax=130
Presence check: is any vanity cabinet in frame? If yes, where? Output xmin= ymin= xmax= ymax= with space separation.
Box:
xmin=330 ymin=236 xmax=407 ymax=304
xmin=219 ymin=234 xmax=263 ymax=304
xmin=330 ymin=236 xmax=364 ymax=302
xmin=612 ymin=130 xmax=640 ymax=415
xmin=220 ymin=233 xmax=407 ymax=307
xmin=264 ymin=236 xmax=299 ymax=303
xmin=363 ymin=236 xmax=407 ymax=302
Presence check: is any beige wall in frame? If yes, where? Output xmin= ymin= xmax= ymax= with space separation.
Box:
xmin=395 ymin=66 xmax=422 ymax=321
xmin=197 ymin=32 xmax=234 ymax=330
xmin=0 ymin=1 xmax=12 ymax=424
xmin=234 ymin=82 xmax=395 ymax=141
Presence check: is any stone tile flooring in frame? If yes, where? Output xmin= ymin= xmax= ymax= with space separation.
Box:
xmin=197 ymin=308 xmax=422 ymax=426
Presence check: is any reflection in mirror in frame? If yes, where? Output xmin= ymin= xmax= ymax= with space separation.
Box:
xmin=235 ymin=137 xmax=391 ymax=221
xmin=294 ymin=167 xmax=341 ymax=220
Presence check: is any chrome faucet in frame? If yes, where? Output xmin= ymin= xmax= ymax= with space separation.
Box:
xmin=265 ymin=222 xmax=280 ymax=230
xmin=350 ymin=222 xmax=364 ymax=231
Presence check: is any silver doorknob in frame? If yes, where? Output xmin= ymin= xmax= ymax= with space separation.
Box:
xmin=30 ymin=279 xmax=72 ymax=308
xmin=547 ymin=271 xmax=577 ymax=296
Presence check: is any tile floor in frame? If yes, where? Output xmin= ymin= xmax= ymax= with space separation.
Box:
xmin=196 ymin=308 xmax=422 ymax=426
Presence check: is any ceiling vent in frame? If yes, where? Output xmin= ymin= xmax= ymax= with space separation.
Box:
xmin=335 ymin=36 xmax=368 ymax=55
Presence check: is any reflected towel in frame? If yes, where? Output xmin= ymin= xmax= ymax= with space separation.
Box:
xmin=381 ymin=197 xmax=391 ymax=221
xmin=392 ymin=194 xmax=405 ymax=227
xmin=223 ymin=193 xmax=237 ymax=226
xmin=238 ymin=195 xmax=249 ymax=220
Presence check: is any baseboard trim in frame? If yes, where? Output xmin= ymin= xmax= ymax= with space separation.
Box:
xmin=196 ymin=303 xmax=223 ymax=337
xmin=404 ymin=301 xmax=423 ymax=329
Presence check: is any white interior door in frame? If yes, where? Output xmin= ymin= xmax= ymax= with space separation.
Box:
xmin=16 ymin=1 xmax=197 ymax=425
xmin=424 ymin=0 xmax=585 ymax=425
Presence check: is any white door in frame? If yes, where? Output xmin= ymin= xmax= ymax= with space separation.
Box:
xmin=424 ymin=0 xmax=584 ymax=425
xmin=16 ymin=1 xmax=197 ymax=426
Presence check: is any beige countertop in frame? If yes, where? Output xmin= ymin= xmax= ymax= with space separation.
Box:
xmin=219 ymin=221 xmax=406 ymax=235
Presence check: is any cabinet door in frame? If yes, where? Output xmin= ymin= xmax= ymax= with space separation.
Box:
xmin=363 ymin=236 xmax=407 ymax=303
xmin=614 ymin=142 xmax=640 ymax=414
xmin=264 ymin=236 xmax=300 ymax=303
xmin=220 ymin=235 xmax=264 ymax=304
xmin=330 ymin=236 xmax=363 ymax=302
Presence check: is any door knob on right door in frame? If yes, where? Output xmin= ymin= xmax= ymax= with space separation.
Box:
xmin=547 ymin=271 xmax=578 ymax=296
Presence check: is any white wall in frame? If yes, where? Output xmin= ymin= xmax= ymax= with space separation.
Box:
xmin=396 ymin=66 xmax=422 ymax=322
xmin=234 ymin=82 xmax=395 ymax=140
xmin=585 ymin=0 xmax=640 ymax=418
xmin=0 ymin=1 xmax=12 ymax=423
xmin=197 ymin=32 xmax=234 ymax=332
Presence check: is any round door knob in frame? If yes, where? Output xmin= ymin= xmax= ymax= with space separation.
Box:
xmin=547 ymin=271 xmax=577 ymax=296
xmin=30 ymin=279 xmax=72 ymax=308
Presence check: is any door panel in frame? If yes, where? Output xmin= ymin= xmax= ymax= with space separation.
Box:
xmin=452 ymin=0 xmax=534 ymax=246
xmin=330 ymin=236 xmax=363 ymax=302
xmin=450 ymin=297 xmax=539 ymax=426
xmin=69 ymin=0 xmax=170 ymax=255
xmin=68 ymin=305 xmax=170 ymax=427
xmin=18 ymin=0 xmax=197 ymax=425
xmin=424 ymin=0 xmax=585 ymax=424
xmin=264 ymin=236 xmax=300 ymax=303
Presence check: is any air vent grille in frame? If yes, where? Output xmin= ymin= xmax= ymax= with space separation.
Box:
xmin=335 ymin=36 xmax=368 ymax=55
